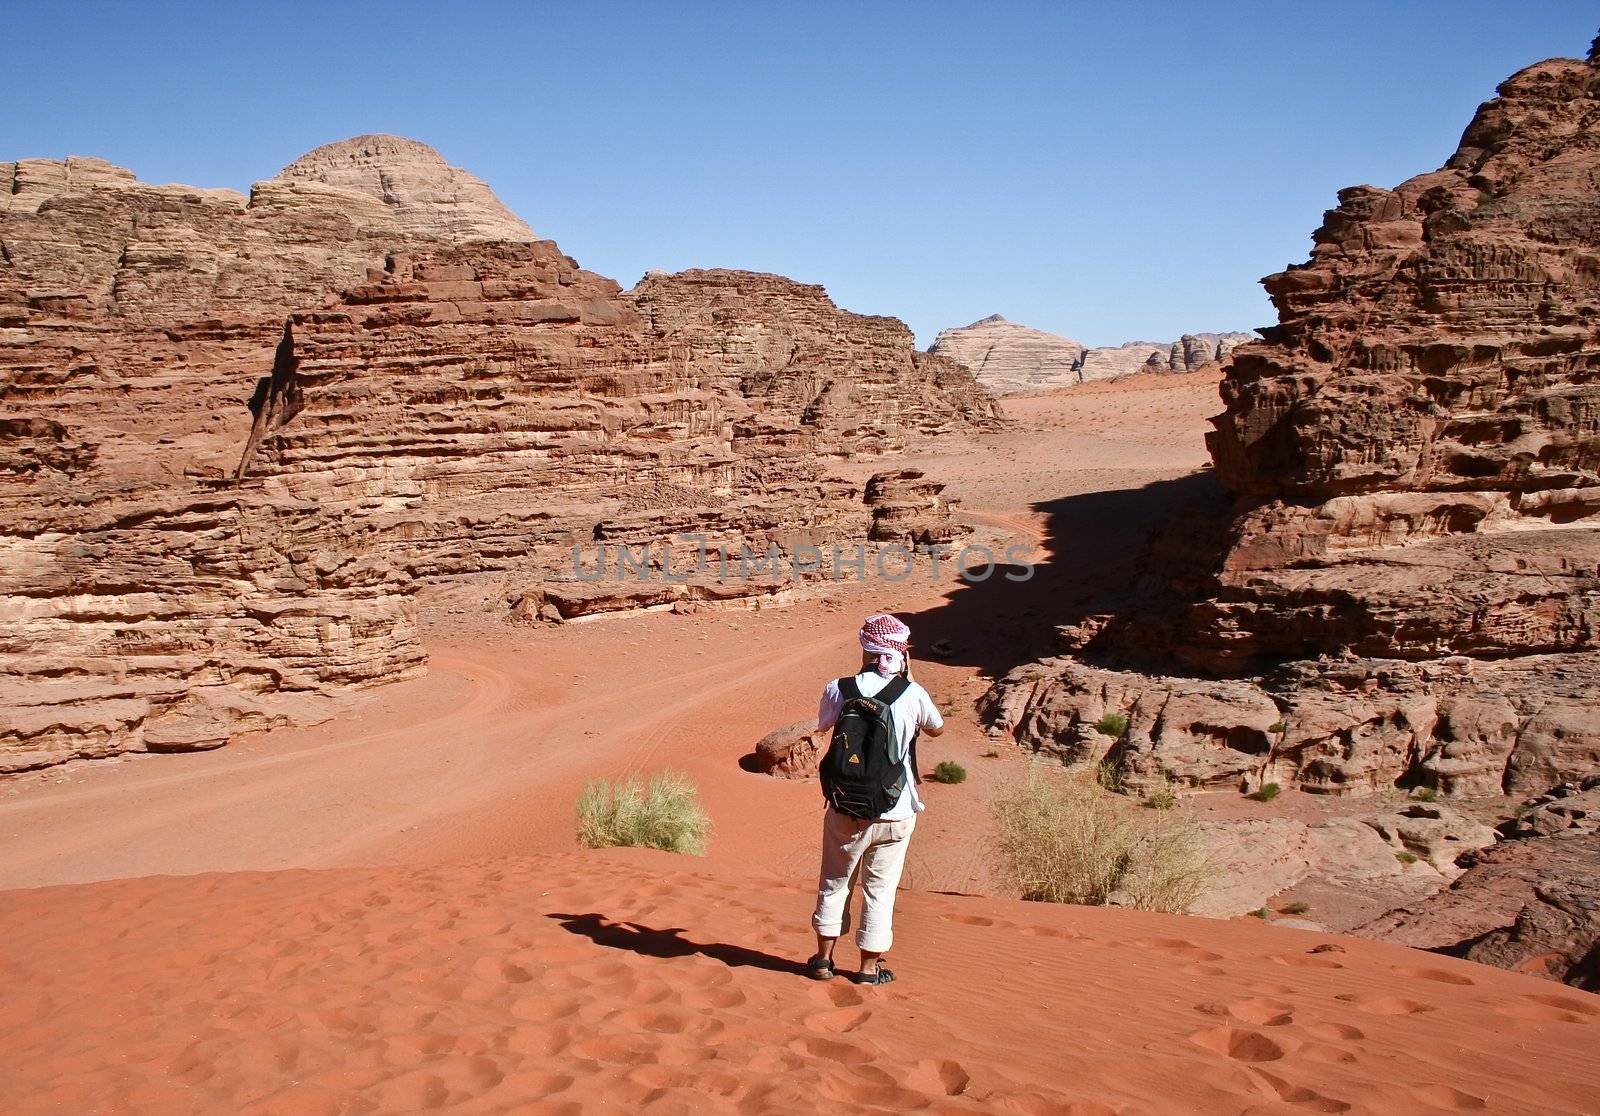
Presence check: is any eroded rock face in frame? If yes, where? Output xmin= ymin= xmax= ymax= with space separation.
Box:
xmin=983 ymin=43 xmax=1600 ymax=804
xmin=928 ymin=315 xmax=1250 ymax=394
xmin=927 ymin=315 xmax=1086 ymax=394
xmin=1194 ymin=51 xmax=1600 ymax=680
xmin=1359 ymin=831 xmax=1600 ymax=991
xmin=751 ymin=719 xmax=826 ymax=779
xmin=984 ymin=653 xmax=1600 ymax=798
xmin=1 ymin=142 xmax=995 ymax=770
xmin=274 ymin=135 xmax=536 ymax=243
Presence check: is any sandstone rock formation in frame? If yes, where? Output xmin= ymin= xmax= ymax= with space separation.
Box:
xmin=983 ymin=42 xmax=1600 ymax=808
xmin=929 ymin=316 xmax=1250 ymax=394
xmin=1 ymin=139 xmax=996 ymax=772
xmin=273 ymin=135 xmax=535 ymax=244
xmin=750 ymin=718 xmax=826 ymax=779
xmin=1360 ymin=830 xmax=1600 ymax=990
xmin=926 ymin=315 xmax=1085 ymax=393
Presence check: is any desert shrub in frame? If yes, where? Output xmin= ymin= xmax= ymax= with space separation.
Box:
xmin=930 ymin=761 xmax=968 ymax=784
xmin=1249 ymin=907 xmax=1270 ymax=919
xmin=575 ymin=770 xmax=712 ymax=856
xmin=1096 ymin=760 xmax=1123 ymax=793
xmin=989 ymin=770 xmax=1211 ymax=914
xmin=982 ymin=748 xmax=1002 ymax=759
xmin=1095 ymin=712 xmax=1129 ymax=738
xmin=1144 ymin=781 xmax=1177 ymax=810
xmin=1410 ymin=786 xmax=1439 ymax=803
xmin=1249 ymin=782 xmax=1282 ymax=802
xmin=1268 ymin=721 xmax=1286 ymax=734
xmin=1281 ymin=900 xmax=1311 ymax=915
xmin=1395 ymin=850 xmax=1419 ymax=865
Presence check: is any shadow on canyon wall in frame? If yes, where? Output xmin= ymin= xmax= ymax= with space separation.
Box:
xmin=902 ymin=469 xmax=1234 ymax=683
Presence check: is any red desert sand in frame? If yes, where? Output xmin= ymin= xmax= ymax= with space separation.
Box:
xmin=2 ymin=376 xmax=1597 ymax=1115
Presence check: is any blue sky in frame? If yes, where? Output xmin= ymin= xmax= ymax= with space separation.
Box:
xmin=8 ymin=2 xmax=1596 ymax=346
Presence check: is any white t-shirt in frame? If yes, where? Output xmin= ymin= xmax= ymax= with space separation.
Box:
xmin=817 ymin=672 xmax=944 ymax=821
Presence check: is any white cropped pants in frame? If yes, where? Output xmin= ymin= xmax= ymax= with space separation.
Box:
xmin=810 ymin=807 xmax=916 ymax=953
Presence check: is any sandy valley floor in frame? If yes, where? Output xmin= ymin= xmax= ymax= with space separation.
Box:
xmin=3 ymin=371 xmax=1597 ymax=1115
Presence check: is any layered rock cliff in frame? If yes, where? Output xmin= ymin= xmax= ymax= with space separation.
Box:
xmin=929 ymin=315 xmax=1250 ymax=393
xmin=983 ymin=44 xmax=1600 ymax=803
xmin=1 ymin=137 xmax=996 ymax=771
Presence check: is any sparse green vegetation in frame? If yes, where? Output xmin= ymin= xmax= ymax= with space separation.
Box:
xmin=1250 ymin=907 xmax=1270 ymax=919
xmin=1396 ymin=850 xmax=1419 ymax=865
xmin=930 ymin=761 xmax=968 ymax=785
xmin=1281 ymin=900 xmax=1311 ymax=915
xmin=1249 ymin=782 xmax=1282 ymax=803
xmin=1410 ymin=786 xmax=1439 ymax=803
xmin=1268 ymin=721 xmax=1286 ymax=734
xmin=575 ymin=770 xmax=712 ymax=856
xmin=1096 ymin=760 xmax=1123 ymax=793
xmin=1144 ymin=782 xmax=1177 ymax=810
xmin=981 ymin=748 xmax=1002 ymax=759
xmin=989 ymin=770 xmax=1212 ymax=914
xmin=1095 ymin=712 xmax=1129 ymax=738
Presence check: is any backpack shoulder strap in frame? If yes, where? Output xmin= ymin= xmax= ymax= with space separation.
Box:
xmin=837 ymin=676 xmax=860 ymax=701
xmin=874 ymin=675 xmax=912 ymax=707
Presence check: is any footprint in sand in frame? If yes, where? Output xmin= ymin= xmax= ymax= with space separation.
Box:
xmin=1134 ymin=937 xmax=1223 ymax=962
xmin=1187 ymin=1025 xmax=1292 ymax=1062
xmin=1019 ymin=925 xmax=1087 ymax=941
xmin=941 ymin=913 xmax=1009 ymax=928
xmin=1273 ymin=952 xmax=1344 ymax=970
xmin=904 ymin=1058 xmax=971 ymax=1097
xmin=1523 ymin=991 xmax=1599 ymax=1015
xmin=628 ymin=1065 xmax=744 ymax=1098
xmin=1496 ymin=993 xmax=1598 ymax=1025
xmin=789 ymin=1034 xmax=877 ymax=1063
xmin=1302 ymin=1021 xmax=1364 ymax=1042
xmin=1246 ymin=1068 xmax=1352 ymax=1113
xmin=805 ymin=1006 xmax=873 ymax=1034
xmin=509 ymin=995 xmax=583 ymax=1024
xmin=1210 ymin=997 xmax=1295 ymax=1026
xmin=1298 ymin=1043 xmax=1359 ymax=1065
xmin=683 ymin=985 xmax=746 ymax=1010
xmin=471 ymin=957 xmax=533 ymax=984
xmin=1395 ymin=965 xmax=1475 ymax=986
xmin=1411 ymin=1083 xmax=1489 ymax=1111
xmin=811 ymin=982 xmax=866 ymax=1008
xmin=1335 ymin=993 xmax=1433 ymax=1017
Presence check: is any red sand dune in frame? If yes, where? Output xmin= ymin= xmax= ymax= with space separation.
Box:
xmin=2 ymin=849 xmax=1596 ymax=1115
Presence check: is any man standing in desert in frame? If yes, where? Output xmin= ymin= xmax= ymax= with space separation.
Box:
xmin=807 ymin=613 xmax=945 ymax=985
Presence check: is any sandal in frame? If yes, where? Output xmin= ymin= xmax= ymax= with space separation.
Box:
xmin=806 ymin=955 xmax=837 ymax=981
xmin=855 ymin=964 xmax=896 ymax=986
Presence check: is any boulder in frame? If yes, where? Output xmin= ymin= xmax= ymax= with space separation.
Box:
xmin=752 ymin=719 xmax=826 ymax=779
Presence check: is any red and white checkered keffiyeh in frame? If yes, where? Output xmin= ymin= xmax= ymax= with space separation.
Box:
xmin=859 ymin=613 xmax=911 ymax=677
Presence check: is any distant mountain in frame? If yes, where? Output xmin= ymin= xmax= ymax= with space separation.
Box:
xmin=928 ymin=314 xmax=1253 ymax=394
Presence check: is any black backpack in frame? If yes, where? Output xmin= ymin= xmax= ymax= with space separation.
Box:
xmin=819 ymin=675 xmax=919 ymax=819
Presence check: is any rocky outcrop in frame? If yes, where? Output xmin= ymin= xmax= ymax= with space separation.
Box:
xmin=750 ymin=719 xmax=826 ymax=778
xmin=983 ymin=41 xmax=1600 ymax=805
xmin=1 ymin=140 xmax=996 ymax=771
xmin=865 ymin=469 xmax=969 ymax=546
xmin=927 ymin=315 xmax=1085 ymax=394
xmin=273 ymin=135 xmax=535 ymax=243
xmin=1360 ymin=831 xmax=1600 ymax=990
xmin=984 ymin=652 xmax=1600 ymax=798
xmin=929 ymin=316 xmax=1250 ymax=394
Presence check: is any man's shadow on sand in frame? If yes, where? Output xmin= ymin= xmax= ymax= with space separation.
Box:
xmin=547 ymin=912 xmax=806 ymax=976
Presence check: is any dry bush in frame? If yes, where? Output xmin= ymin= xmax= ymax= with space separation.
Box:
xmin=575 ymin=770 xmax=712 ymax=856
xmin=989 ymin=768 xmax=1212 ymax=914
